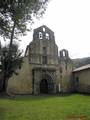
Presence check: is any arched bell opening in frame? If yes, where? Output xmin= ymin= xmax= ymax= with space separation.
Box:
xmin=39 ymin=32 xmax=43 ymax=39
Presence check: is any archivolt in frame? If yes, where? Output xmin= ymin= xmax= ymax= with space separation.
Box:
xmin=37 ymin=74 xmax=53 ymax=84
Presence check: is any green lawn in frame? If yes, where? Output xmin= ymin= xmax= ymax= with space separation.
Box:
xmin=0 ymin=93 xmax=90 ymax=120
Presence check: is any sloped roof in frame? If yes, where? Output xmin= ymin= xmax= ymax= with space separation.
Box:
xmin=36 ymin=25 xmax=54 ymax=33
xmin=34 ymin=25 xmax=54 ymax=35
xmin=73 ymin=64 xmax=90 ymax=72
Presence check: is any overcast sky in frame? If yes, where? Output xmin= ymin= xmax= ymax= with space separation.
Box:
xmin=2 ymin=0 xmax=90 ymax=59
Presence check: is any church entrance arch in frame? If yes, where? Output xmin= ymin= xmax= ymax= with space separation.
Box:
xmin=40 ymin=79 xmax=48 ymax=94
xmin=33 ymin=69 xmax=56 ymax=94
xmin=38 ymin=74 xmax=55 ymax=94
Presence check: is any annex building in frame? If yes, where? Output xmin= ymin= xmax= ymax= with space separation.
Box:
xmin=7 ymin=25 xmax=90 ymax=94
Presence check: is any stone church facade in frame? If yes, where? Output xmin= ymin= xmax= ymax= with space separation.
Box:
xmin=8 ymin=25 xmax=74 ymax=94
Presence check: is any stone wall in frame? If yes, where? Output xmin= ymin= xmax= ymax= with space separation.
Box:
xmin=73 ymin=69 xmax=90 ymax=93
xmin=57 ymin=49 xmax=74 ymax=92
xmin=29 ymin=39 xmax=58 ymax=65
xmin=7 ymin=57 xmax=33 ymax=94
xmin=58 ymin=58 xmax=74 ymax=92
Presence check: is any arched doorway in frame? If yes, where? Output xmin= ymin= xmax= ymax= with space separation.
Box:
xmin=40 ymin=79 xmax=48 ymax=94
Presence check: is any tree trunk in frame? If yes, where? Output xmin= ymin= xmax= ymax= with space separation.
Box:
xmin=5 ymin=77 xmax=13 ymax=96
xmin=6 ymin=22 xmax=16 ymax=73
xmin=5 ymin=22 xmax=16 ymax=96
xmin=9 ymin=21 xmax=16 ymax=58
xmin=5 ymin=77 xmax=14 ymax=97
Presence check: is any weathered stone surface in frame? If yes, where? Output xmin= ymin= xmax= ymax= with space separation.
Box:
xmin=8 ymin=57 xmax=33 ymax=94
xmin=73 ymin=69 xmax=90 ymax=93
xmin=7 ymin=25 xmax=74 ymax=94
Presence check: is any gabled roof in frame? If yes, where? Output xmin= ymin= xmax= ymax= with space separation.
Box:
xmin=34 ymin=25 xmax=54 ymax=35
xmin=36 ymin=25 xmax=54 ymax=33
xmin=73 ymin=64 xmax=90 ymax=72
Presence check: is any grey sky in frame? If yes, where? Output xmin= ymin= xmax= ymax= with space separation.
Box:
xmin=1 ymin=0 xmax=90 ymax=59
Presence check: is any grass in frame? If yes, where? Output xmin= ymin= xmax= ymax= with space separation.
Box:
xmin=0 ymin=93 xmax=90 ymax=120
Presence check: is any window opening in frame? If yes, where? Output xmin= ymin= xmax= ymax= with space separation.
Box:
xmin=46 ymin=33 xmax=49 ymax=40
xmin=43 ymin=27 xmax=45 ymax=32
xmin=76 ymin=77 xmax=79 ymax=82
xmin=39 ymin=32 xmax=43 ymax=39
xmin=43 ymin=47 xmax=47 ymax=54
xmin=42 ymin=56 xmax=47 ymax=64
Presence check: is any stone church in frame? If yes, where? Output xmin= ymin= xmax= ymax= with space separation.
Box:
xmin=7 ymin=25 xmax=74 ymax=94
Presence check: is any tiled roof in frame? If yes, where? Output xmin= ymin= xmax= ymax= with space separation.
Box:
xmin=73 ymin=64 xmax=90 ymax=72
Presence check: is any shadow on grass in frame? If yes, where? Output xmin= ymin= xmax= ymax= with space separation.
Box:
xmin=76 ymin=92 xmax=90 ymax=96
xmin=0 ymin=92 xmax=89 ymax=102
xmin=0 ymin=93 xmax=75 ymax=101
xmin=15 ymin=93 xmax=75 ymax=100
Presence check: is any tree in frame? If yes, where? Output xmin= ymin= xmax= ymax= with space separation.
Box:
xmin=73 ymin=57 xmax=90 ymax=68
xmin=0 ymin=0 xmax=50 ymax=61
xmin=0 ymin=0 xmax=50 ymax=94
xmin=0 ymin=42 xmax=23 ymax=94
xmin=0 ymin=0 xmax=50 ymax=39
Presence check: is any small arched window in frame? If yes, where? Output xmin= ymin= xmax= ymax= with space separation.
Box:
xmin=46 ymin=33 xmax=49 ymax=40
xmin=39 ymin=32 xmax=43 ymax=39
